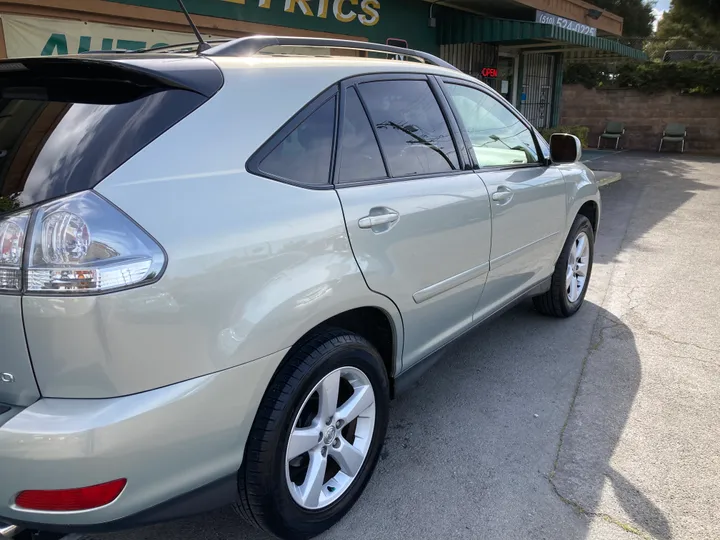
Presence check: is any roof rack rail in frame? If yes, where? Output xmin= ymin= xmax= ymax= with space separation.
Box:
xmin=136 ymin=39 xmax=233 ymax=53
xmin=203 ymin=36 xmax=459 ymax=72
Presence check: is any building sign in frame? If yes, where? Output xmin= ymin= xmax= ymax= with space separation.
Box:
xmin=535 ymin=10 xmax=597 ymax=37
xmin=0 ymin=14 xmax=228 ymax=58
xmin=221 ymin=0 xmax=381 ymax=27
xmin=102 ymin=0 xmax=445 ymax=55
xmin=481 ymin=67 xmax=498 ymax=78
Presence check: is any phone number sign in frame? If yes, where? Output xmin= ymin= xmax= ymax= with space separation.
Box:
xmin=535 ymin=10 xmax=597 ymax=37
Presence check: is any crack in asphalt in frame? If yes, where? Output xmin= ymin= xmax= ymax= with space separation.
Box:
xmin=622 ymin=290 xmax=720 ymax=363
xmin=548 ymin=180 xmax=657 ymax=539
xmin=548 ymin=314 xmax=656 ymax=538
xmin=643 ymin=353 xmax=720 ymax=370
xmin=548 ymin=316 xmax=652 ymax=539
xmin=639 ymin=328 xmax=720 ymax=356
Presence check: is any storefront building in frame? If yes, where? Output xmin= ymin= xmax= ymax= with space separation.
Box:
xmin=0 ymin=0 xmax=645 ymax=128
xmin=437 ymin=3 xmax=646 ymax=128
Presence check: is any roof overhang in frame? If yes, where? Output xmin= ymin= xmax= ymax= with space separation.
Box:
xmin=434 ymin=0 xmax=624 ymax=37
xmin=439 ymin=15 xmax=647 ymax=62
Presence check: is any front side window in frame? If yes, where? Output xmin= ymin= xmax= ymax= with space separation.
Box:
xmin=445 ymin=83 xmax=540 ymax=168
xmin=258 ymin=97 xmax=336 ymax=185
xmin=358 ymin=80 xmax=459 ymax=177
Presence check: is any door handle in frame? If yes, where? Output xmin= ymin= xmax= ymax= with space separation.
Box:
xmin=492 ymin=188 xmax=514 ymax=204
xmin=358 ymin=209 xmax=400 ymax=230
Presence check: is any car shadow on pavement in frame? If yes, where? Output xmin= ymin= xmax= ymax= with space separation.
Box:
xmin=95 ymin=299 xmax=663 ymax=540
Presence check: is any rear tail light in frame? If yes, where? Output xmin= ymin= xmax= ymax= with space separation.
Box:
xmin=15 ymin=479 xmax=127 ymax=511
xmin=0 ymin=211 xmax=30 ymax=291
xmin=0 ymin=191 xmax=164 ymax=294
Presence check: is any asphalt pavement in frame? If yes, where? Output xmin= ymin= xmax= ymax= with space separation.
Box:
xmin=96 ymin=152 xmax=720 ymax=540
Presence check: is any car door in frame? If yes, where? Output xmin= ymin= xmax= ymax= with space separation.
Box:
xmin=439 ymin=79 xmax=567 ymax=320
xmin=334 ymin=75 xmax=492 ymax=370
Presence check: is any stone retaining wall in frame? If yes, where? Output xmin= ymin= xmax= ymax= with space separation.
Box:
xmin=559 ymin=85 xmax=720 ymax=153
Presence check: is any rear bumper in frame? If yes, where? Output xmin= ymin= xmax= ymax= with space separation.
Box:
xmin=0 ymin=474 xmax=237 ymax=536
xmin=0 ymin=348 xmax=285 ymax=532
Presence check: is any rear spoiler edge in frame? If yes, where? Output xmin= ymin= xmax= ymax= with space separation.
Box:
xmin=0 ymin=55 xmax=225 ymax=98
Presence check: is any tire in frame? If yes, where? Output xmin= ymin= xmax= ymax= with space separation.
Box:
xmin=533 ymin=215 xmax=595 ymax=318
xmin=234 ymin=329 xmax=390 ymax=540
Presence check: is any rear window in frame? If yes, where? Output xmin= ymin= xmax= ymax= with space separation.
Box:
xmin=257 ymin=96 xmax=336 ymax=186
xmin=0 ymin=84 xmax=206 ymax=216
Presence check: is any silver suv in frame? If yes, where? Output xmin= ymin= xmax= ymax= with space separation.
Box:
xmin=0 ymin=37 xmax=599 ymax=540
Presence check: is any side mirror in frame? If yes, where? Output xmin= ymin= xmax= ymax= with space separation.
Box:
xmin=549 ymin=133 xmax=582 ymax=164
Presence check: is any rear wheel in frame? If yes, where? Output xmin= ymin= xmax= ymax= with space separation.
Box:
xmin=533 ymin=215 xmax=594 ymax=318
xmin=235 ymin=329 xmax=389 ymax=540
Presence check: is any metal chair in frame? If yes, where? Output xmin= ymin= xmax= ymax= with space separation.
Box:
xmin=658 ymin=123 xmax=687 ymax=153
xmin=597 ymin=121 xmax=625 ymax=150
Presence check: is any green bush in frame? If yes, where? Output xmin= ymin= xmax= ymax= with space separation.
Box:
xmin=565 ymin=61 xmax=720 ymax=94
xmin=565 ymin=63 xmax=611 ymax=89
xmin=540 ymin=126 xmax=590 ymax=148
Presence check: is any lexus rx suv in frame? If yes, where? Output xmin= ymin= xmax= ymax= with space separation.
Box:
xmin=0 ymin=37 xmax=599 ymax=540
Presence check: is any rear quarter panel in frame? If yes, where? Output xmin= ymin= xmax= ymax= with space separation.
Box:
xmin=22 ymin=63 xmax=404 ymax=399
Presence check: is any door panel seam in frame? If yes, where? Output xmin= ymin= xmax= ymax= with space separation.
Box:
xmin=412 ymin=262 xmax=490 ymax=304
xmin=490 ymin=231 xmax=559 ymax=269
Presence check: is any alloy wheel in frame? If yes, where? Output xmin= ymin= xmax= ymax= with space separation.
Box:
xmin=285 ymin=367 xmax=376 ymax=510
xmin=566 ymin=231 xmax=590 ymax=303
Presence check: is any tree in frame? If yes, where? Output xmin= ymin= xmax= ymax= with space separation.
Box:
xmin=646 ymin=0 xmax=720 ymax=58
xmin=591 ymin=0 xmax=656 ymax=38
xmin=673 ymin=0 xmax=720 ymax=23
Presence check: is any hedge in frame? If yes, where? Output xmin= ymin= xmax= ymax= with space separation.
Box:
xmin=565 ymin=61 xmax=720 ymax=95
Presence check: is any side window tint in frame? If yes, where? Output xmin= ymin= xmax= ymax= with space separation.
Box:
xmin=258 ymin=97 xmax=335 ymax=185
xmin=445 ymin=84 xmax=539 ymax=167
xmin=358 ymin=80 xmax=459 ymax=177
xmin=338 ymin=87 xmax=387 ymax=183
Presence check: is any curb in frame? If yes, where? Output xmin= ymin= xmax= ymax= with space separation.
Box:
xmin=595 ymin=172 xmax=622 ymax=187
xmin=581 ymin=149 xmax=629 ymax=163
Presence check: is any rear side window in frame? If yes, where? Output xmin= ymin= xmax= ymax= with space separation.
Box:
xmin=358 ymin=80 xmax=459 ymax=177
xmin=337 ymin=87 xmax=387 ymax=183
xmin=258 ymin=97 xmax=336 ymax=186
xmin=0 ymin=89 xmax=206 ymax=216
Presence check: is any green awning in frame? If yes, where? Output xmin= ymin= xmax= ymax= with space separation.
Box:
xmin=439 ymin=14 xmax=647 ymax=62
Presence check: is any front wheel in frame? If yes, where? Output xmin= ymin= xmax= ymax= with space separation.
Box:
xmin=533 ymin=214 xmax=595 ymax=317
xmin=234 ymin=329 xmax=389 ymax=540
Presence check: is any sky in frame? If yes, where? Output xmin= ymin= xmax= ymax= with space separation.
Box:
xmin=653 ymin=0 xmax=671 ymax=30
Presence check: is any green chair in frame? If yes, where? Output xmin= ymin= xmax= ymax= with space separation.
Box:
xmin=658 ymin=123 xmax=687 ymax=153
xmin=597 ymin=121 xmax=625 ymax=150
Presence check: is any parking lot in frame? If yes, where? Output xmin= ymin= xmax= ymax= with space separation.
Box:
xmin=98 ymin=152 xmax=720 ymax=540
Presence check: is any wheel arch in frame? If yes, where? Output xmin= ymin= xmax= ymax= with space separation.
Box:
xmin=282 ymin=305 xmax=402 ymax=397
xmin=577 ymin=200 xmax=600 ymax=234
